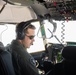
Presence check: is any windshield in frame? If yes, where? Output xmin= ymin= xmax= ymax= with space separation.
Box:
xmin=37 ymin=20 xmax=76 ymax=44
xmin=0 ymin=20 xmax=76 ymax=53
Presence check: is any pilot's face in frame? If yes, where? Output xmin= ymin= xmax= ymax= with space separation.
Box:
xmin=21 ymin=28 xmax=35 ymax=48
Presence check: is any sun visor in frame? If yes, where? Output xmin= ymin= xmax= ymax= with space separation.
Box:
xmin=0 ymin=3 xmax=37 ymax=23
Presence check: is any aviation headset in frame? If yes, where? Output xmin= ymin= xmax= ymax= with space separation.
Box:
xmin=16 ymin=19 xmax=38 ymax=40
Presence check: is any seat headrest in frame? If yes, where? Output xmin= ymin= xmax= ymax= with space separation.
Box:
xmin=62 ymin=46 xmax=76 ymax=60
xmin=0 ymin=42 xmax=5 ymax=52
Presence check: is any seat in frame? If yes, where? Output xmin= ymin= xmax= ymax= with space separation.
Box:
xmin=61 ymin=46 xmax=76 ymax=75
xmin=49 ymin=46 xmax=76 ymax=75
xmin=0 ymin=42 xmax=15 ymax=75
xmin=62 ymin=46 xmax=76 ymax=60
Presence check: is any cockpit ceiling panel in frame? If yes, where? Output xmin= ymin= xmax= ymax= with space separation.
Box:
xmin=0 ymin=2 xmax=37 ymax=23
xmin=2 ymin=0 xmax=73 ymax=6
xmin=1 ymin=0 xmax=76 ymax=21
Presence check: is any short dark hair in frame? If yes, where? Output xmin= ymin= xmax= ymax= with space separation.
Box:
xmin=16 ymin=20 xmax=36 ymax=40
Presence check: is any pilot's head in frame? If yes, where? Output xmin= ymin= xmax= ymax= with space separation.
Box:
xmin=16 ymin=20 xmax=36 ymax=48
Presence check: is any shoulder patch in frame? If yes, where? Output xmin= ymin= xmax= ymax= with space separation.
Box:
xmin=30 ymin=57 xmax=36 ymax=66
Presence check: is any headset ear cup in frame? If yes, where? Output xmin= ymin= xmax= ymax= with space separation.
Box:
xmin=17 ymin=31 xmax=25 ymax=40
xmin=21 ymin=31 xmax=25 ymax=40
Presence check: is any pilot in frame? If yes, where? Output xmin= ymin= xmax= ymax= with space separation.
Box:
xmin=10 ymin=19 xmax=44 ymax=75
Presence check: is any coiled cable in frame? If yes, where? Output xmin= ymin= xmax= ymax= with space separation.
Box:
xmin=61 ymin=21 xmax=65 ymax=44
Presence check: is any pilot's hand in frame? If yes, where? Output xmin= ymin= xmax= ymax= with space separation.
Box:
xmin=38 ymin=69 xmax=45 ymax=75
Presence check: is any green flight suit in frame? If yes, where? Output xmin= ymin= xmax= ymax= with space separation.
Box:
xmin=10 ymin=40 xmax=40 ymax=75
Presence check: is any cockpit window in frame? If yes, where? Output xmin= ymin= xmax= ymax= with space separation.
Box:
xmin=0 ymin=20 xmax=76 ymax=53
xmin=0 ymin=24 xmax=16 ymax=46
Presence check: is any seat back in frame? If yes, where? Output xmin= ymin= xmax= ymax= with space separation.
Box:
xmin=0 ymin=42 xmax=15 ymax=75
xmin=61 ymin=46 xmax=76 ymax=75
xmin=62 ymin=46 xmax=76 ymax=60
xmin=49 ymin=46 xmax=76 ymax=75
